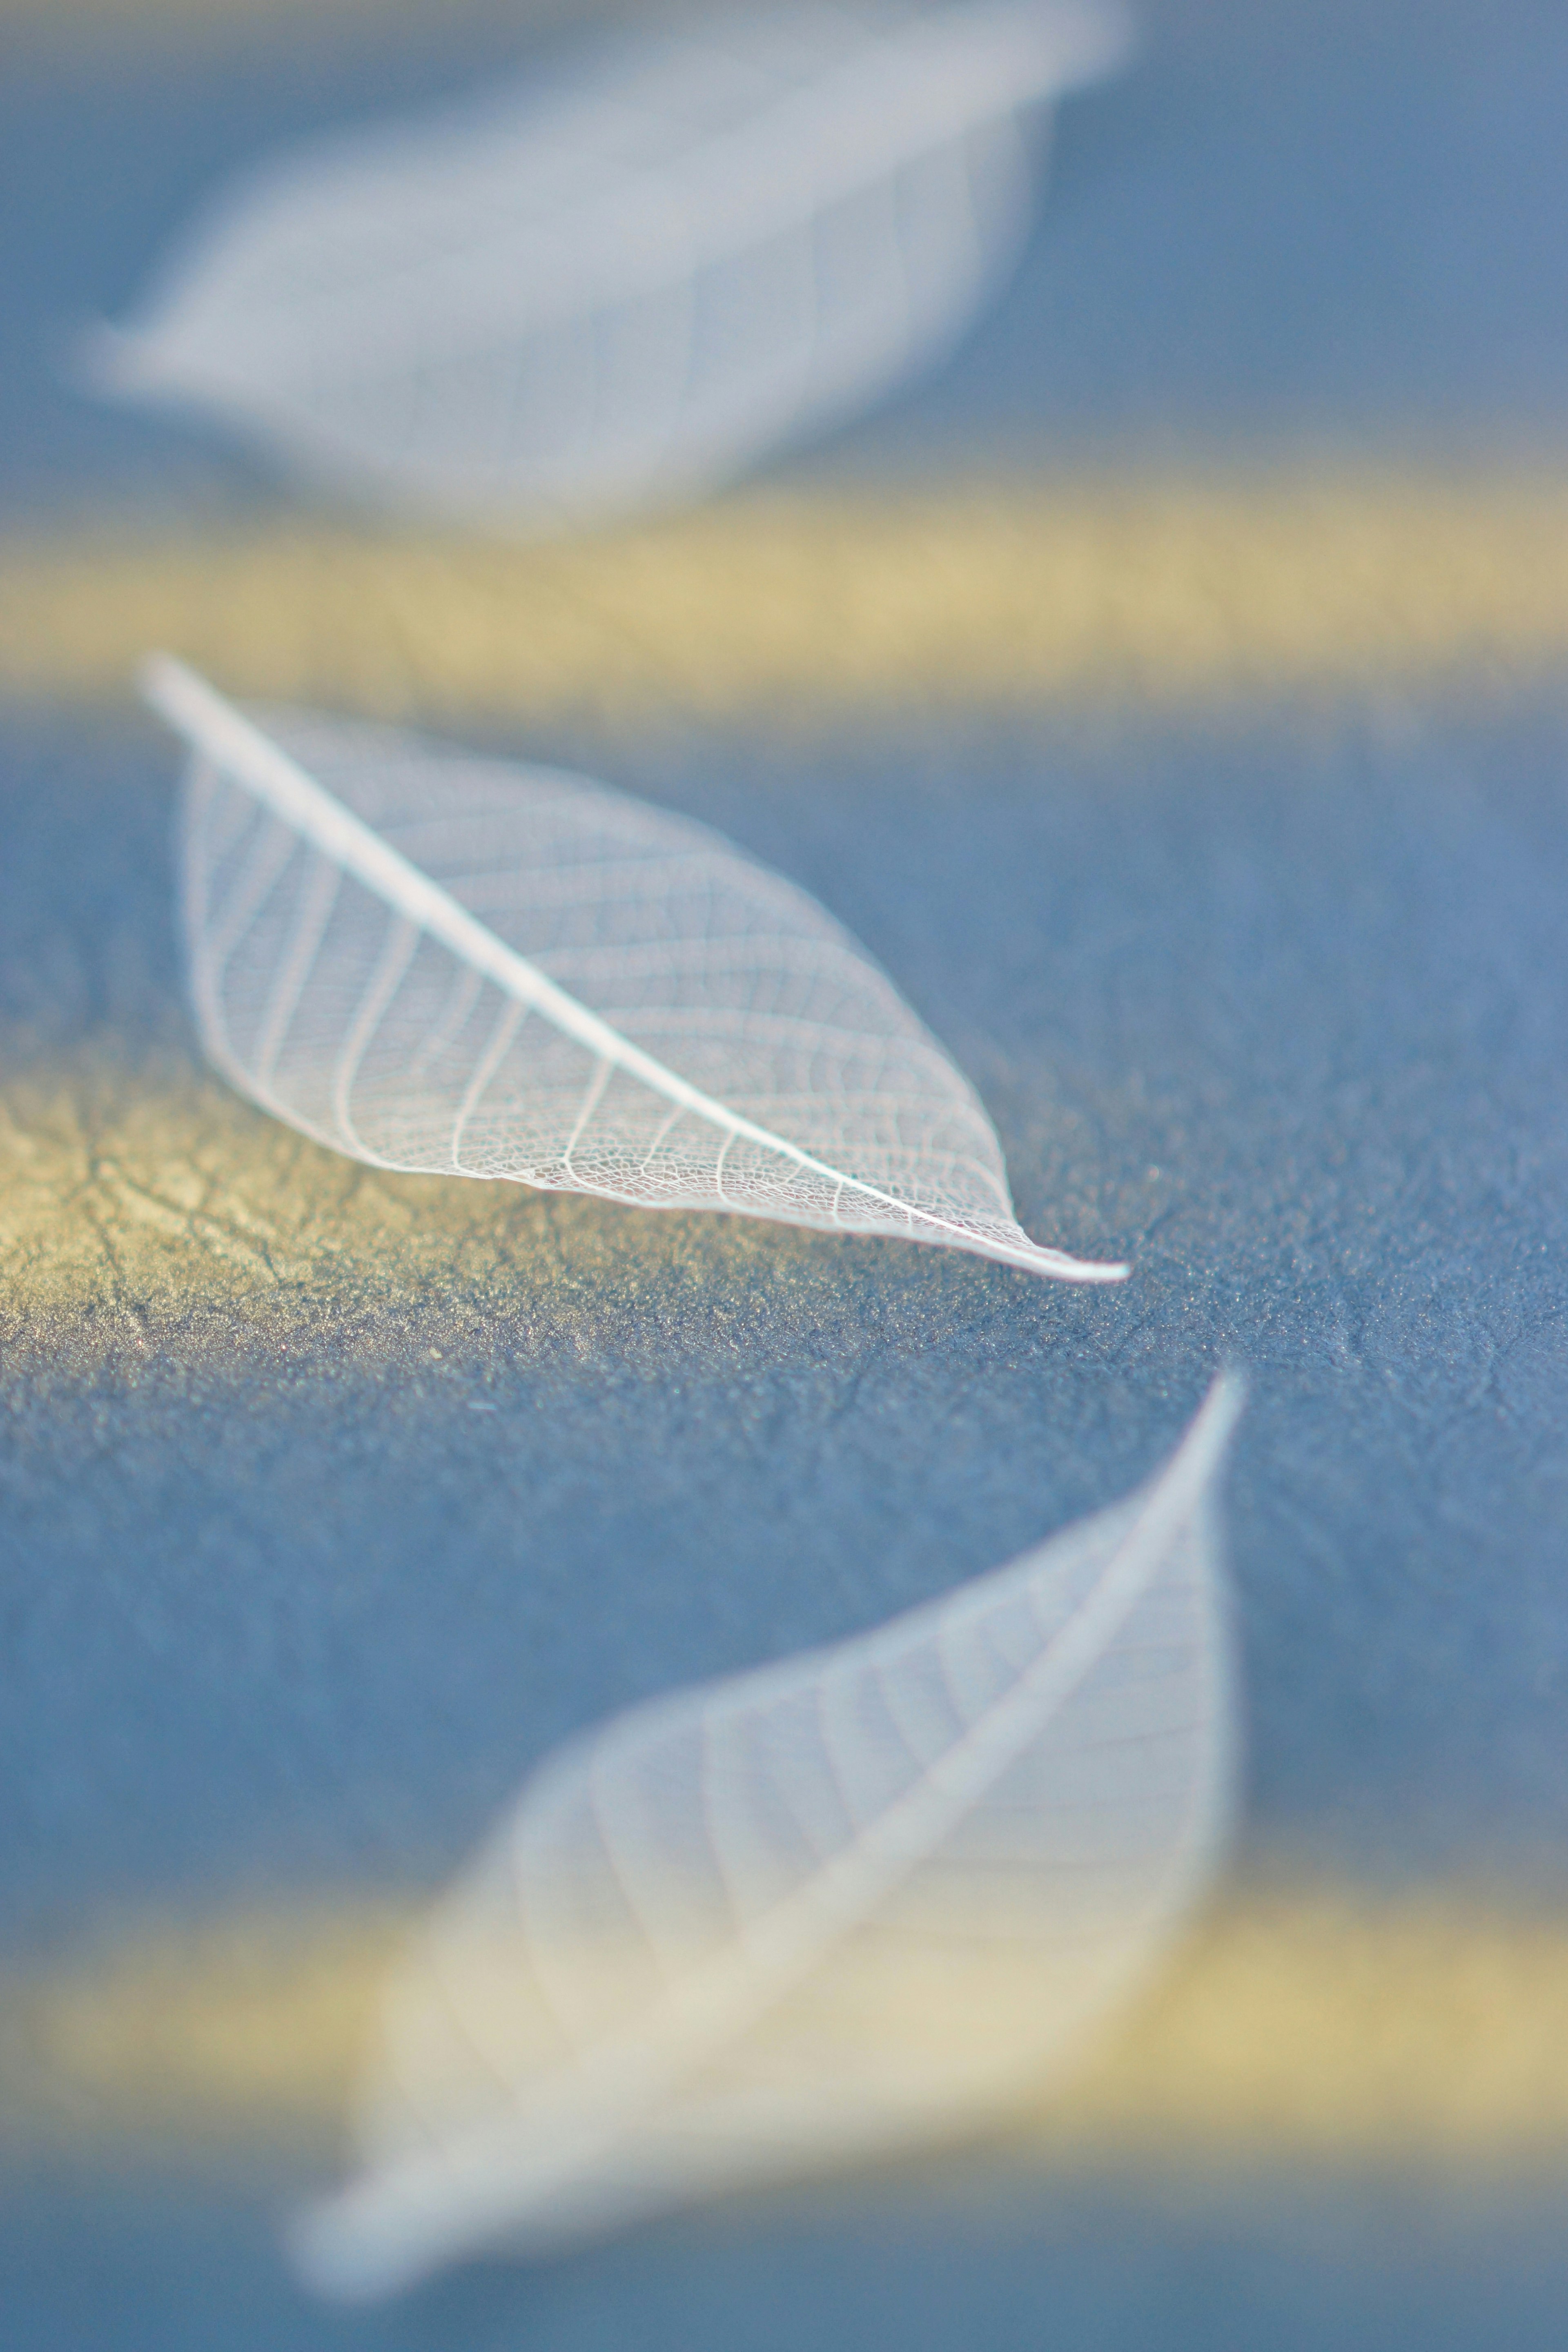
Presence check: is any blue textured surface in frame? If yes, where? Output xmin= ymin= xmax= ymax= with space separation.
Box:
xmin=8 ymin=2165 xmax=1568 ymax=2352
xmin=4 ymin=4 xmax=1568 ymax=2347
xmin=4 ymin=693 xmax=1568 ymax=1945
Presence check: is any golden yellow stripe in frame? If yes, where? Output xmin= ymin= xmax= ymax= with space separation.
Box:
xmin=0 ymin=1045 xmax=1015 ymax=1384
xmin=10 ymin=1883 xmax=1568 ymax=2174
xmin=1041 ymin=1886 xmax=1568 ymax=2169
xmin=0 ymin=1047 xmax=606 ymax=1337
xmin=5 ymin=473 xmax=1568 ymax=727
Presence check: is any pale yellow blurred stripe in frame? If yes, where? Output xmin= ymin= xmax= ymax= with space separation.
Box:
xmin=4 ymin=473 xmax=1568 ymax=728
xmin=0 ymin=1043 xmax=875 ymax=1377
xmin=10 ymin=1882 xmax=1568 ymax=2173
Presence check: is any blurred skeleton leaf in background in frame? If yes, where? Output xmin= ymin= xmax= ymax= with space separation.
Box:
xmin=295 ymin=1379 xmax=1239 ymax=2296
xmin=87 ymin=1 xmax=1129 ymax=529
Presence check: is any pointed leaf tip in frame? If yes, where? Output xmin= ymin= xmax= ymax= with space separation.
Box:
xmin=1194 ymin=1365 xmax=1249 ymax=1448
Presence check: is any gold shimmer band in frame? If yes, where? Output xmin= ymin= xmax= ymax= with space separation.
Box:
xmin=1 ymin=1043 xmax=1087 ymax=1390
xmin=5 ymin=474 xmax=1568 ymax=726
xmin=10 ymin=1883 xmax=1568 ymax=2173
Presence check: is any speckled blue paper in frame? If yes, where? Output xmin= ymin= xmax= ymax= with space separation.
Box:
xmin=4 ymin=3 xmax=1568 ymax=2346
xmin=5 ymin=689 xmax=1568 ymax=1937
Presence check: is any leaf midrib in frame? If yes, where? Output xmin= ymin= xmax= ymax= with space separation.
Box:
xmin=144 ymin=656 xmax=1124 ymax=1282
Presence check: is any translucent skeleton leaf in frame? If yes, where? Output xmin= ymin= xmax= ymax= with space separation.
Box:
xmin=141 ymin=657 xmax=1127 ymax=1283
xmin=89 ymin=2 xmax=1129 ymax=529
xmin=292 ymin=1374 xmax=1243 ymax=2296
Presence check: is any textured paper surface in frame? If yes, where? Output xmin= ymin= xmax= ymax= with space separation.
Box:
xmin=5 ymin=1 xmax=1568 ymax=2347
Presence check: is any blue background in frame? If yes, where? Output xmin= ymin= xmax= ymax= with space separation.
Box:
xmin=3 ymin=4 xmax=1568 ymax=2345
